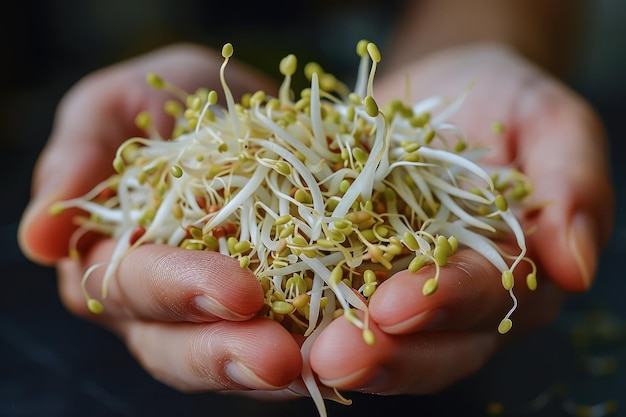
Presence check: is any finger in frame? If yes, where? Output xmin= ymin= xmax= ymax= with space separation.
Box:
xmin=368 ymin=248 xmax=563 ymax=335
xmin=18 ymin=43 xmax=277 ymax=265
xmin=310 ymin=313 xmax=498 ymax=395
xmin=118 ymin=318 xmax=302 ymax=392
xmin=58 ymin=240 xmax=264 ymax=323
xmin=514 ymin=81 xmax=614 ymax=291
xmin=375 ymin=44 xmax=614 ymax=291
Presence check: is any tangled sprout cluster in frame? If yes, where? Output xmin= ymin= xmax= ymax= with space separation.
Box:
xmin=54 ymin=40 xmax=535 ymax=355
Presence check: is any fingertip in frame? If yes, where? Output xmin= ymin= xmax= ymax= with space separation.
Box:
xmin=545 ymin=211 xmax=602 ymax=292
xmin=123 ymin=244 xmax=264 ymax=318
xmin=310 ymin=315 xmax=393 ymax=390
xmin=530 ymin=201 xmax=605 ymax=293
xmin=567 ymin=212 xmax=599 ymax=289
xmin=125 ymin=318 xmax=302 ymax=392
xmin=224 ymin=319 xmax=303 ymax=389
xmin=18 ymin=192 xmax=77 ymax=266
xmin=368 ymin=268 xmax=445 ymax=333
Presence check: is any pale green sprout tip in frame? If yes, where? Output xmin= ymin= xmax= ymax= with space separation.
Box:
xmin=304 ymin=62 xmax=323 ymax=80
xmin=526 ymin=272 xmax=537 ymax=291
xmin=49 ymin=202 xmax=65 ymax=216
xmin=362 ymin=328 xmax=375 ymax=345
xmin=145 ymin=72 xmax=165 ymax=89
xmin=495 ymin=194 xmax=508 ymax=211
xmin=448 ymin=235 xmax=459 ymax=252
xmin=364 ymin=95 xmax=379 ymax=117
xmin=356 ymin=39 xmax=369 ymax=57
xmin=112 ymin=156 xmax=125 ymax=174
xmin=437 ymin=235 xmax=454 ymax=256
xmin=366 ymin=42 xmax=381 ymax=63
xmin=408 ymin=255 xmax=427 ymax=273
xmin=273 ymin=214 xmax=292 ymax=226
xmin=272 ymin=300 xmax=295 ymax=315
xmin=422 ymin=278 xmax=438 ymax=296
xmin=491 ymin=121 xmax=505 ymax=134
xmin=433 ymin=246 xmax=448 ymax=267
xmin=501 ymin=270 xmax=514 ymax=291
xmin=279 ymin=54 xmax=297 ymax=76
xmin=221 ymin=43 xmax=234 ymax=58
xmin=498 ymin=318 xmax=513 ymax=334
xmin=207 ymin=90 xmax=218 ymax=105
xmin=170 ymin=165 xmax=183 ymax=178
xmin=403 ymin=232 xmax=419 ymax=251
xmin=87 ymin=299 xmax=104 ymax=315
xmin=135 ymin=111 xmax=152 ymax=130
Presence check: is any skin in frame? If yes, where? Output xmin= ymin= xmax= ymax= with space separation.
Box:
xmin=311 ymin=43 xmax=614 ymax=393
xmin=19 ymin=8 xmax=614 ymax=402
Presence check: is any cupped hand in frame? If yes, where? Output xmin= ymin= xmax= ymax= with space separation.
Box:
xmin=309 ymin=43 xmax=615 ymax=394
xmin=18 ymin=44 xmax=303 ymax=394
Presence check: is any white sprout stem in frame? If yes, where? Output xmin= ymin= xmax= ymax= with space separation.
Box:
xmin=443 ymin=222 xmax=509 ymax=272
xmin=100 ymin=227 xmax=133 ymax=298
xmin=204 ymin=165 xmax=270 ymax=230
xmin=299 ymin=255 xmax=350 ymax=313
xmin=219 ymin=55 xmax=241 ymax=139
xmin=252 ymin=108 xmax=327 ymax=167
xmin=430 ymin=88 xmax=469 ymax=126
xmin=331 ymin=111 xmax=387 ymax=218
xmin=433 ymin=188 xmax=496 ymax=232
xmin=422 ymin=170 xmax=492 ymax=205
xmin=402 ymin=164 xmax=438 ymax=210
xmin=279 ymin=74 xmax=293 ymax=104
xmin=417 ymin=147 xmax=494 ymax=189
xmin=81 ymin=261 xmax=108 ymax=298
xmin=482 ymin=190 xmax=528 ymax=271
xmin=388 ymin=170 xmax=431 ymax=221
xmin=305 ymin=271 xmax=326 ymax=337
xmin=299 ymin=290 xmax=337 ymax=417
xmin=61 ymin=200 xmax=127 ymax=224
xmin=141 ymin=179 xmax=185 ymax=242
xmin=503 ymin=288 xmax=519 ymax=320
xmin=354 ymin=53 xmax=369 ymax=98
xmin=258 ymin=252 xmax=345 ymax=279
xmin=309 ymin=72 xmax=331 ymax=153
xmin=249 ymin=139 xmax=325 ymax=218
xmin=411 ymin=95 xmax=445 ymax=116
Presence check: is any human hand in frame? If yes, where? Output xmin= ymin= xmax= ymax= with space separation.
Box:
xmin=308 ymin=43 xmax=615 ymax=394
xmin=18 ymin=44 xmax=305 ymax=394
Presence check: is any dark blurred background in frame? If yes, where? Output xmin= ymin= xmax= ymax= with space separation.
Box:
xmin=1 ymin=1 xmax=624 ymax=416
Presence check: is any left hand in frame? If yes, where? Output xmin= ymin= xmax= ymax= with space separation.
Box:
xmin=308 ymin=42 xmax=615 ymax=394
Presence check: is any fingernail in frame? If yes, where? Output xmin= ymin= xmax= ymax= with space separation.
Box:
xmin=568 ymin=212 xmax=598 ymax=289
xmin=359 ymin=367 xmax=392 ymax=393
xmin=20 ymin=188 xmax=61 ymax=226
xmin=318 ymin=367 xmax=371 ymax=388
xmin=225 ymin=361 xmax=284 ymax=390
xmin=192 ymin=295 xmax=254 ymax=321
xmin=319 ymin=367 xmax=391 ymax=393
xmin=378 ymin=309 xmax=447 ymax=334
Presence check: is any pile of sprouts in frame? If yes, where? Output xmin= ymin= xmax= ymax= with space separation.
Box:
xmin=52 ymin=40 xmax=536 ymax=414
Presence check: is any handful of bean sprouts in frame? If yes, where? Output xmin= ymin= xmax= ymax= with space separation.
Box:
xmin=52 ymin=40 xmax=536 ymax=413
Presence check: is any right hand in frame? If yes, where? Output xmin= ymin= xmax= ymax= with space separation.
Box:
xmin=18 ymin=44 xmax=304 ymax=395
